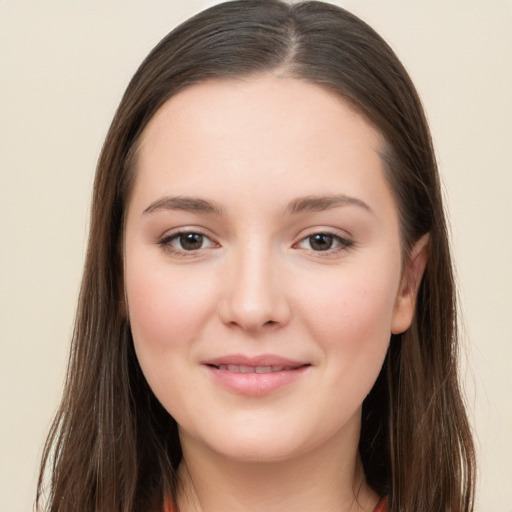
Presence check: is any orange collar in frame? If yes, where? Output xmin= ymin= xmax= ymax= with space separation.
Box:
xmin=373 ymin=496 xmax=388 ymax=512
xmin=165 ymin=496 xmax=388 ymax=511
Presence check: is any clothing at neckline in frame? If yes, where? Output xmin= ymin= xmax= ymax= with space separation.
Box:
xmin=164 ymin=496 xmax=388 ymax=512
xmin=373 ymin=496 xmax=388 ymax=512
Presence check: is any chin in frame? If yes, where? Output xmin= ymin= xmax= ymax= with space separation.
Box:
xmin=178 ymin=409 xmax=360 ymax=465
xmin=212 ymin=437 xmax=312 ymax=464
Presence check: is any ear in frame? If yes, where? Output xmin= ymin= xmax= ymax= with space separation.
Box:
xmin=391 ymin=233 xmax=429 ymax=334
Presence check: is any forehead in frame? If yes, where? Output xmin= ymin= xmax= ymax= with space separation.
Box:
xmin=138 ymin=74 xmax=384 ymax=160
xmin=129 ymin=75 xmax=394 ymax=223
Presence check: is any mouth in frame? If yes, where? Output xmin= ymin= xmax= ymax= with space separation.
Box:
xmin=202 ymin=355 xmax=311 ymax=396
xmin=207 ymin=364 xmax=307 ymax=373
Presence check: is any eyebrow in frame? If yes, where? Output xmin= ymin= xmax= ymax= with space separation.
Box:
xmin=143 ymin=196 xmax=225 ymax=215
xmin=284 ymin=194 xmax=373 ymax=216
xmin=142 ymin=193 xmax=372 ymax=216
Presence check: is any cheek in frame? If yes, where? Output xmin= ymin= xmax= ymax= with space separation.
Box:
xmin=125 ymin=256 xmax=218 ymax=378
xmin=125 ymin=261 xmax=225 ymax=422
xmin=298 ymin=263 xmax=399 ymax=379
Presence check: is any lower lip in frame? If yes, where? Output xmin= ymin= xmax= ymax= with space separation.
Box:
xmin=204 ymin=365 xmax=310 ymax=396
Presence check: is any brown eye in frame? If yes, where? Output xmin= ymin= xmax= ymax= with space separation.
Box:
xmin=308 ymin=233 xmax=334 ymax=251
xmin=179 ymin=233 xmax=204 ymax=251
xmin=159 ymin=231 xmax=216 ymax=255
xmin=296 ymin=232 xmax=353 ymax=253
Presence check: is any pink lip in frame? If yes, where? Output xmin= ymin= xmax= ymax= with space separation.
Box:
xmin=202 ymin=353 xmax=307 ymax=367
xmin=202 ymin=353 xmax=311 ymax=396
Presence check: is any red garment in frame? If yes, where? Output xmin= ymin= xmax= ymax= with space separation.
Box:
xmin=164 ymin=496 xmax=388 ymax=512
xmin=373 ymin=496 xmax=388 ymax=512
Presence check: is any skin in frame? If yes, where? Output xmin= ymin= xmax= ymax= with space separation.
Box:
xmin=123 ymin=74 xmax=428 ymax=512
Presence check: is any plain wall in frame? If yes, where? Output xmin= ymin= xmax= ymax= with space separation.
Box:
xmin=1 ymin=1 xmax=510 ymax=511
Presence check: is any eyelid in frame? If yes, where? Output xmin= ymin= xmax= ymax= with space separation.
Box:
xmin=293 ymin=229 xmax=355 ymax=255
xmin=157 ymin=227 xmax=219 ymax=257
xmin=156 ymin=226 xmax=354 ymax=258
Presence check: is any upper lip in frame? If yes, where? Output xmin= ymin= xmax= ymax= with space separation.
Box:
xmin=202 ymin=354 xmax=309 ymax=368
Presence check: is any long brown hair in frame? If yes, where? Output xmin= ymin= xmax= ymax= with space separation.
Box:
xmin=37 ymin=1 xmax=475 ymax=511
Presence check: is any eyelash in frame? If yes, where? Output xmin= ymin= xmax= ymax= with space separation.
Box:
xmin=158 ymin=230 xmax=218 ymax=257
xmin=157 ymin=230 xmax=354 ymax=257
xmin=294 ymin=231 xmax=354 ymax=256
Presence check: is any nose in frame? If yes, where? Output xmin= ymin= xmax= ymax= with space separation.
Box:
xmin=218 ymin=244 xmax=291 ymax=333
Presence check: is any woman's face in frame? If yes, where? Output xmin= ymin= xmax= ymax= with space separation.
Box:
xmin=124 ymin=75 xmax=424 ymax=462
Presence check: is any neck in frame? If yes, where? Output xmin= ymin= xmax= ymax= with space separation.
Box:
xmin=176 ymin=425 xmax=379 ymax=512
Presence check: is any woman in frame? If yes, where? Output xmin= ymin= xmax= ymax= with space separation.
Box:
xmin=36 ymin=1 xmax=475 ymax=511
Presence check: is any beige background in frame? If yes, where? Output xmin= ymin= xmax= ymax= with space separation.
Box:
xmin=1 ymin=1 xmax=510 ymax=511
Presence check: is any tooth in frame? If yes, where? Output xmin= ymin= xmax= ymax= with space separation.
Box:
xmin=216 ymin=364 xmax=301 ymax=373
xmin=255 ymin=366 xmax=272 ymax=373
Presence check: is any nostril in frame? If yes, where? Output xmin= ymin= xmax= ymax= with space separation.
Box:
xmin=217 ymin=291 xmax=291 ymax=331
